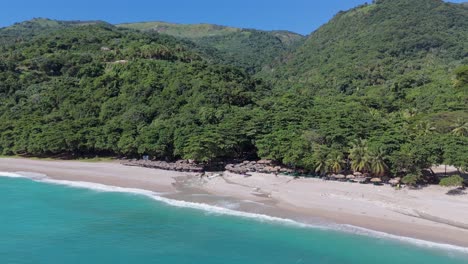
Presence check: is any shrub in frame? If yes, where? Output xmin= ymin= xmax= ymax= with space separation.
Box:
xmin=402 ymin=173 xmax=421 ymax=187
xmin=439 ymin=175 xmax=464 ymax=187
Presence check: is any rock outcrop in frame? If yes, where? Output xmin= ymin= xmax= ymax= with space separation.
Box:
xmin=122 ymin=159 xmax=204 ymax=172
xmin=225 ymin=160 xmax=293 ymax=175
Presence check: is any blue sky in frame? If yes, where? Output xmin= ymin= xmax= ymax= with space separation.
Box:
xmin=2 ymin=0 xmax=466 ymax=35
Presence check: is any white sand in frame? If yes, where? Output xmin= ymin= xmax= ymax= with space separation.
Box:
xmin=1 ymin=158 xmax=468 ymax=247
xmin=203 ymin=172 xmax=468 ymax=246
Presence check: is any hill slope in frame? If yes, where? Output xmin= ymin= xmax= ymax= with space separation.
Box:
xmin=0 ymin=18 xmax=109 ymax=45
xmin=253 ymin=0 xmax=467 ymax=173
xmin=0 ymin=1 xmax=466 ymax=176
xmin=268 ymin=0 xmax=467 ymax=95
xmin=0 ymin=24 xmax=267 ymax=161
xmin=117 ymin=21 xmax=305 ymax=73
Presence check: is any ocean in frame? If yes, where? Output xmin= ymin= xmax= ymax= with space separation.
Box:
xmin=1 ymin=174 xmax=467 ymax=264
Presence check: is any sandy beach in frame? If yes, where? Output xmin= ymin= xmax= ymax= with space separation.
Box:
xmin=1 ymin=157 xmax=468 ymax=247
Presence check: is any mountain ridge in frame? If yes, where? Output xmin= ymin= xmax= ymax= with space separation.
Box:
xmin=117 ymin=21 xmax=305 ymax=73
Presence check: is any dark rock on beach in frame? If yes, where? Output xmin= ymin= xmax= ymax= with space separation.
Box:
xmin=122 ymin=159 xmax=204 ymax=173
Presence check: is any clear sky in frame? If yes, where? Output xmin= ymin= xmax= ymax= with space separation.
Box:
xmin=2 ymin=0 xmax=466 ymax=35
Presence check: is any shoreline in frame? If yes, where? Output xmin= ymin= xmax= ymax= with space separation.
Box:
xmin=1 ymin=158 xmax=468 ymax=249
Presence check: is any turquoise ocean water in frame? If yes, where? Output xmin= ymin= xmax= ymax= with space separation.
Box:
xmin=1 ymin=175 xmax=468 ymax=264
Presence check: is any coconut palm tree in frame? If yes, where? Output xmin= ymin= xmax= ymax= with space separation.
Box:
xmin=327 ymin=153 xmax=345 ymax=174
xmin=314 ymin=159 xmax=327 ymax=175
xmin=451 ymin=119 xmax=468 ymax=137
xmin=313 ymin=147 xmax=328 ymax=175
xmin=402 ymin=108 xmax=418 ymax=120
xmin=349 ymin=139 xmax=370 ymax=172
xmin=370 ymin=147 xmax=388 ymax=177
xmin=415 ymin=121 xmax=436 ymax=136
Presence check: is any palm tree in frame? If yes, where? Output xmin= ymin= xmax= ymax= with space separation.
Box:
xmin=402 ymin=108 xmax=418 ymax=120
xmin=370 ymin=147 xmax=388 ymax=177
xmin=313 ymin=146 xmax=328 ymax=175
xmin=327 ymin=153 xmax=345 ymax=174
xmin=314 ymin=159 xmax=327 ymax=175
xmin=451 ymin=119 xmax=468 ymax=137
xmin=349 ymin=139 xmax=370 ymax=173
xmin=415 ymin=121 xmax=436 ymax=136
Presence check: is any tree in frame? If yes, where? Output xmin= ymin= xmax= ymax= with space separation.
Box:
xmin=370 ymin=147 xmax=388 ymax=177
xmin=451 ymin=119 xmax=468 ymax=137
xmin=414 ymin=121 xmax=436 ymax=137
xmin=326 ymin=152 xmax=345 ymax=174
xmin=183 ymin=132 xmax=223 ymax=163
xmin=443 ymin=135 xmax=468 ymax=172
xmin=349 ymin=139 xmax=370 ymax=172
xmin=454 ymin=65 xmax=468 ymax=89
xmin=313 ymin=145 xmax=329 ymax=175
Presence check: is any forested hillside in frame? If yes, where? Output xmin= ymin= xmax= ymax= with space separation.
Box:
xmin=254 ymin=0 xmax=468 ymax=177
xmin=0 ymin=0 xmax=466 ymax=179
xmin=117 ymin=21 xmax=304 ymax=73
xmin=0 ymin=24 xmax=269 ymax=161
xmin=0 ymin=18 xmax=110 ymax=46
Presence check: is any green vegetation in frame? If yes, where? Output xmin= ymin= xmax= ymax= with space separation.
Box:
xmin=255 ymin=0 xmax=468 ymax=175
xmin=402 ymin=173 xmax=422 ymax=187
xmin=0 ymin=0 xmax=467 ymax=181
xmin=117 ymin=22 xmax=241 ymax=39
xmin=118 ymin=21 xmax=305 ymax=73
xmin=439 ymin=175 xmax=465 ymax=187
xmin=0 ymin=24 xmax=266 ymax=162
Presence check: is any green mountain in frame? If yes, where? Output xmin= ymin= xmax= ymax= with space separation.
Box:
xmin=116 ymin=22 xmax=242 ymax=39
xmin=253 ymin=0 xmax=468 ymax=173
xmin=0 ymin=23 xmax=267 ymax=161
xmin=117 ymin=21 xmax=305 ymax=73
xmin=0 ymin=18 xmax=109 ymax=44
xmin=268 ymin=0 xmax=467 ymax=96
xmin=0 ymin=0 xmax=466 ymax=176
xmin=259 ymin=0 xmax=467 ymax=133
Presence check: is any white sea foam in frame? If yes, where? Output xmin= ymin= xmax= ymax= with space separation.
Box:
xmin=40 ymin=179 xmax=159 ymax=196
xmin=1 ymin=171 xmax=468 ymax=255
xmin=0 ymin=172 xmax=25 ymax=178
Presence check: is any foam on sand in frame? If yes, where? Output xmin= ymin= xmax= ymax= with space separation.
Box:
xmin=1 ymin=171 xmax=468 ymax=255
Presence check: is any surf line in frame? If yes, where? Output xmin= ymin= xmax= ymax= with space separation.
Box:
xmin=1 ymin=171 xmax=468 ymax=255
